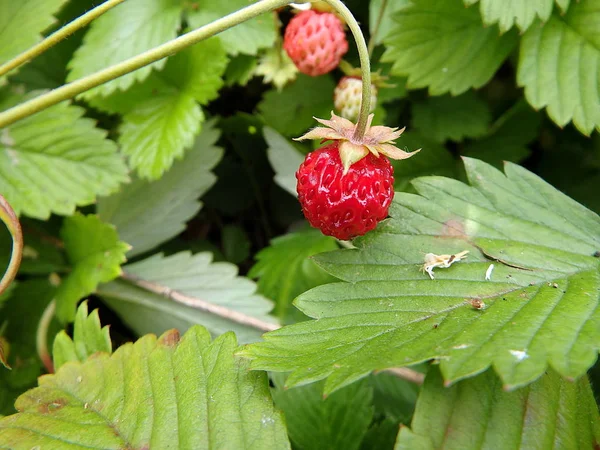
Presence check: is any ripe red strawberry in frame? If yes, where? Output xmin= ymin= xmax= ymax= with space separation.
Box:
xmin=295 ymin=113 xmax=420 ymax=240
xmin=283 ymin=10 xmax=348 ymax=77
xmin=296 ymin=142 xmax=394 ymax=240
xmin=334 ymin=76 xmax=378 ymax=122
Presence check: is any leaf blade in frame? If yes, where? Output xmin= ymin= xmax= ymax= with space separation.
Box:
xmin=52 ymin=301 xmax=111 ymax=371
xmin=67 ymin=0 xmax=182 ymax=98
xmin=98 ymin=120 xmax=223 ymax=257
xmin=186 ymin=0 xmax=276 ymax=56
xmin=517 ymin=1 xmax=600 ymax=134
xmin=55 ymin=214 xmax=129 ymax=322
xmin=0 ymin=93 xmax=128 ymax=219
xmin=0 ymin=326 xmax=290 ymax=448
xmin=382 ymin=0 xmax=518 ymax=96
xmin=464 ymin=0 xmax=554 ymax=33
xmin=0 ymin=0 xmax=67 ymax=71
xmin=395 ymin=368 xmax=600 ymax=450
xmin=241 ymin=158 xmax=600 ymax=394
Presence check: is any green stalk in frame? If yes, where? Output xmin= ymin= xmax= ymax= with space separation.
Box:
xmin=0 ymin=0 xmax=372 ymax=139
xmin=36 ymin=300 xmax=56 ymax=373
xmin=0 ymin=195 xmax=22 ymax=297
xmin=321 ymin=0 xmax=372 ymax=140
xmin=0 ymin=0 xmax=291 ymax=128
xmin=0 ymin=0 xmax=127 ymax=78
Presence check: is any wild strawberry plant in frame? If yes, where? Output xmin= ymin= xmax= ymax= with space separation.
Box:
xmin=0 ymin=0 xmax=599 ymax=448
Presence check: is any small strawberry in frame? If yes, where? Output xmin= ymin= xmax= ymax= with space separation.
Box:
xmin=295 ymin=113 xmax=419 ymax=240
xmin=296 ymin=143 xmax=394 ymax=240
xmin=283 ymin=10 xmax=348 ymax=77
xmin=334 ymin=76 xmax=378 ymax=122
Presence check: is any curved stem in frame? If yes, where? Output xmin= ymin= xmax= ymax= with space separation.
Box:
xmin=367 ymin=0 xmax=388 ymax=57
xmin=321 ymin=0 xmax=371 ymax=140
xmin=37 ymin=300 xmax=56 ymax=374
xmin=0 ymin=0 xmax=127 ymax=78
xmin=0 ymin=0 xmax=291 ymax=128
xmin=0 ymin=0 xmax=373 ymax=135
xmin=0 ymin=195 xmax=22 ymax=297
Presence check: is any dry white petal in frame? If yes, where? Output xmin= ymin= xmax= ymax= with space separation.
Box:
xmin=485 ymin=263 xmax=494 ymax=281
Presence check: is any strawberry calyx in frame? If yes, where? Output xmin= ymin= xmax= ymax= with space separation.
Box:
xmin=295 ymin=112 xmax=419 ymax=174
xmin=338 ymin=60 xmax=391 ymax=89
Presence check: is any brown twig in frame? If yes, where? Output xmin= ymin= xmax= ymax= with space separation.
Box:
xmin=383 ymin=367 xmax=425 ymax=385
xmin=121 ymin=272 xmax=280 ymax=333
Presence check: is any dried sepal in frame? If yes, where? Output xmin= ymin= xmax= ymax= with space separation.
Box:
xmin=295 ymin=112 xmax=419 ymax=170
xmin=339 ymin=141 xmax=369 ymax=173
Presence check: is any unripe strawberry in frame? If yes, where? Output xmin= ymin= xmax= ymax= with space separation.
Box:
xmin=294 ymin=113 xmax=420 ymax=240
xmin=283 ymin=10 xmax=348 ymax=77
xmin=334 ymin=76 xmax=378 ymax=122
xmin=296 ymin=142 xmax=394 ymax=240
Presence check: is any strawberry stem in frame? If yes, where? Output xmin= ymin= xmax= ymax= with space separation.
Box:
xmin=36 ymin=300 xmax=56 ymax=374
xmin=0 ymin=0 xmax=127 ymax=79
xmin=0 ymin=195 xmax=22 ymax=298
xmin=0 ymin=0 xmax=292 ymax=128
xmin=320 ymin=0 xmax=372 ymax=141
xmin=0 ymin=0 xmax=372 ymax=133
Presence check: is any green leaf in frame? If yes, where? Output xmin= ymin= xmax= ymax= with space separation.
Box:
xmin=187 ymin=0 xmax=276 ymax=56
xmin=371 ymin=372 xmax=419 ymax=424
xmin=67 ymin=0 xmax=182 ymax=98
xmin=462 ymin=101 xmax=541 ymax=167
xmin=0 ymin=326 xmax=291 ymax=448
xmin=0 ymin=0 xmax=67 ymax=72
xmin=226 ymin=54 xmax=259 ymax=87
xmin=0 ymin=92 xmax=128 ymax=219
xmin=55 ymin=214 xmax=129 ymax=323
xmin=395 ymin=368 xmax=600 ymax=450
xmin=91 ymin=38 xmax=228 ymax=179
xmin=390 ymin=130 xmax=456 ymax=192
xmin=241 ymin=158 xmax=600 ymax=394
xmin=99 ymin=251 xmax=276 ymax=343
xmin=272 ymin=374 xmax=373 ymax=450
xmin=0 ymin=279 xmax=59 ymax=415
xmin=52 ymin=301 xmax=111 ymax=371
xmin=555 ymin=0 xmax=571 ymax=13
xmin=249 ymin=230 xmax=338 ymax=322
xmin=517 ymin=0 xmax=600 ymax=135
xmin=463 ymin=0 xmax=554 ymax=33
xmin=254 ymin=47 xmax=298 ymax=91
xmin=259 ymin=75 xmax=336 ymax=136
xmin=264 ymin=126 xmax=305 ymax=196
xmin=98 ymin=121 xmax=222 ymax=258
xmin=369 ymin=0 xmax=410 ymax=47
xmin=411 ymin=91 xmax=492 ymax=143
xmin=361 ymin=418 xmax=401 ymax=450
xmin=121 ymin=92 xmax=203 ymax=179
xmin=382 ymin=0 xmax=518 ymax=96
xmin=222 ymin=225 xmax=251 ymax=264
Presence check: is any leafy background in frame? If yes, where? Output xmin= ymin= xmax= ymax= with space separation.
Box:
xmin=0 ymin=0 xmax=599 ymax=447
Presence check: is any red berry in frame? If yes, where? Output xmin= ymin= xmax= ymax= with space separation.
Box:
xmin=296 ymin=143 xmax=394 ymax=240
xmin=283 ymin=10 xmax=348 ymax=77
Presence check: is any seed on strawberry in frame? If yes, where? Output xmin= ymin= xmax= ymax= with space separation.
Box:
xmin=296 ymin=142 xmax=394 ymax=240
xmin=283 ymin=10 xmax=348 ymax=77
xmin=294 ymin=112 xmax=420 ymax=240
xmin=334 ymin=76 xmax=378 ymax=122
